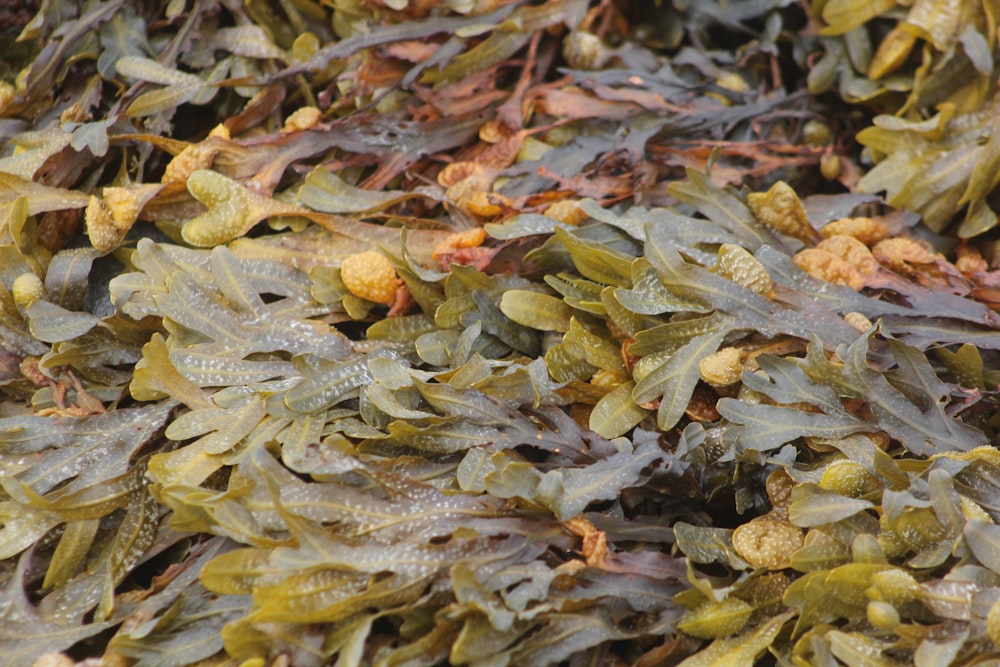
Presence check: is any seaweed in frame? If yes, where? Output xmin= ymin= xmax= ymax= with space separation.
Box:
xmin=4 ymin=0 xmax=1000 ymax=665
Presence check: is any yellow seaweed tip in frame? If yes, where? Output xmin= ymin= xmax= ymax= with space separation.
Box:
xmin=340 ymin=250 xmax=397 ymax=306
xmin=181 ymin=170 xmax=253 ymax=247
xmin=699 ymin=347 xmax=743 ymax=388
xmin=283 ymin=106 xmax=322 ymax=132
xmin=866 ymin=600 xmax=900 ymax=630
xmin=844 ymin=311 xmax=873 ymax=332
xmin=989 ymin=599 xmax=1000 ymax=648
xmin=465 ymin=191 xmax=512 ymax=218
xmin=714 ymin=243 xmax=775 ymax=295
xmin=677 ymin=596 xmax=753 ymax=639
xmin=793 ymin=248 xmax=866 ymax=291
xmin=162 ymin=124 xmax=230 ymax=185
xmin=802 ymin=119 xmax=833 ymax=147
xmin=12 ymin=272 xmax=45 ymax=314
xmin=544 ymin=199 xmax=588 ymax=226
xmin=818 ymin=459 xmax=877 ymax=498
xmin=85 ymin=195 xmax=119 ymax=253
xmin=748 ymin=181 xmax=820 ymax=244
xmin=732 ymin=516 xmax=804 ymax=570
xmin=868 ymin=568 xmax=921 ymax=606
xmin=869 ymin=25 xmax=917 ymax=80
xmin=562 ymin=31 xmax=612 ymax=70
xmin=820 ymin=217 xmax=892 ymax=246
xmin=86 ymin=189 xmax=140 ymax=252
xmin=433 ymin=227 xmax=488 ymax=259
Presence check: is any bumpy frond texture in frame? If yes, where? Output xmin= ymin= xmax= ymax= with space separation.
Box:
xmin=4 ymin=0 xmax=1000 ymax=665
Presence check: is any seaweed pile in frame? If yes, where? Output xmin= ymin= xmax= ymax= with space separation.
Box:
xmin=3 ymin=0 xmax=1000 ymax=665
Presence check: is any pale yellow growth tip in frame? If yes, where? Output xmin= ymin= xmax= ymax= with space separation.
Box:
xmin=340 ymin=250 xmax=397 ymax=305
xmin=181 ymin=170 xmax=254 ymax=247
xmin=732 ymin=516 xmax=804 ymax=570
xmin=12 ymin=272 xmax=45 ymax=313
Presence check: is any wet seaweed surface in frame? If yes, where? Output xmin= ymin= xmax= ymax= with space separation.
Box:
xmin=3 ymin=1 xmax=1000 ymax=665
